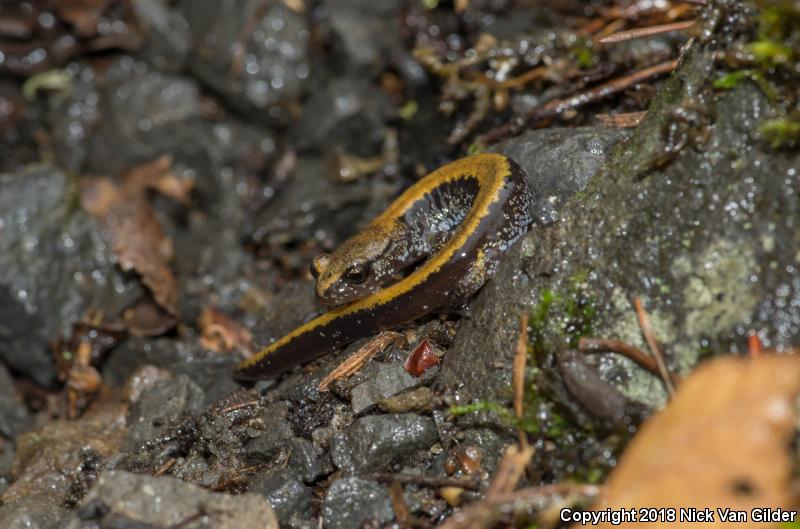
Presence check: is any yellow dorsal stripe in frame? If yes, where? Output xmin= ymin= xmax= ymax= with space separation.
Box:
xmin=238 ymin=153 xmax=510 ymax=369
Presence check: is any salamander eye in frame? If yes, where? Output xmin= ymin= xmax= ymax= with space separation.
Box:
xmin=344 ymin=264 xmax=368 ymax=285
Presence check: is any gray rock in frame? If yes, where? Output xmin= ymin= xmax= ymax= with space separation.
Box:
xmin=103 ymin=338 xmax=218 ymax=387
xmin=126 ymin=375 xmax=205 ymax=449
xmin=496 ymin=126 xmax=629 ymax=224
xmin=248 ymin=434 xmax=327 ymax=484
xmin=182 ymin=0 xmax=310 ymax=118
xmin=0 ymin=496 xmax=66 ymax=529
xmin=134 ymin=0 xmax=192 ymax=71
xmin=439 ymin=44 xmax=800 ymax=417
xmin=0 ymin=165 xmax=142 ymax=385
xmin=350 ymin=363 xmax=418 ymax=415
xmin=327 ymin=0 xmax=407 ymax=75
xmin=330 ymin=413 xmax=438 ymax=474
xmin=0 ymin=364 xmax=31 ymax=440
xmin=292 ymin=78 xmax=394 ymax=154
xmin=64 ymin=470 xmax=277 ymax=529
xmin=172 ymin=359 xmax=242 ymax=407
xmin=0 ymin=440 xmax=12 ymax=495
xmin=250 ymin=468 xmax=313 ymax=526
xmin=321 ymin=477 xmax=393 ymax=529
xmin=245 ymin=402 xmax=327 ymax=483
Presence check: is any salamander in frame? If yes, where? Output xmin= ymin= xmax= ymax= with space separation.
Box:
xmin=235 ymin=153 xmax=532 ymax=380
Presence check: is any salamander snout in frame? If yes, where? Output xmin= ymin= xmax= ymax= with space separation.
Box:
xmin=311 ymin=253 xmax=382 ymax=306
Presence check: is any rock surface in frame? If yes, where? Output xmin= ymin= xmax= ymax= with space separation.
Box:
xmin=64 ymin=470 xmax=278 ymax=529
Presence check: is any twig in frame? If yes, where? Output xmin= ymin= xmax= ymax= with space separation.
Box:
xmin=220 ymin=399 xmax=260 ymax=414
xmin=367 ymin=473 xmax=481 ymax=491
xmin=596 ymin=110 xmax=648 ymax=128
xmin=513 ymin=312 xmax=528 ymax=447
xmin=483 ymin=59 xmax=678 ymax=144
xmin=318 ymin=331 xmax=406 ymax=391
xmin=485 ymin=443 xmax=535 ymax=500
xmin=633 ymin=298 xmax=676 ymax=399
xmin=389 ymin=481 xmax=412 ymax=529
xmin=210 ymin=463 xmax=269 ymax=491
xmin=437 ymin=483 xmax=601 ymax=529
xmin=598 ymin=20 xmax=696 ymax=44
xmin=748 ymin=332 xmax=762 ymax=358
xmin=155 ymin=458 xmax=176 ymax=476
xmin=579 ymin=337 xmax=681 ymax=387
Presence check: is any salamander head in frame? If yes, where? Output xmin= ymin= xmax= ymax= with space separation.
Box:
xmin=311 ymin=225 xmax=407 ymax=306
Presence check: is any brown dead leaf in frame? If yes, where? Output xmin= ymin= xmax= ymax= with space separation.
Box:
xmin=55 ymin=0 xmax=116 ymax=37
xmin=198 ymin=307 xmax=255 ymax=356
xmin=112 ymin=199 xmax=177 ymax=315
xmin=123 ymin=155 xmax=193 ymax=205
xmin=591 ymin=354 xmax=800 ymax=529
xmin=80 ymin=158 xmax=188 ymax=318
xmin=122 ymin=299 xmax=177 ymax=337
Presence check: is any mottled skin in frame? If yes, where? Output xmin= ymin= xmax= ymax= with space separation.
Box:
xmin=236 ymin=153 xmax=533 ymax=380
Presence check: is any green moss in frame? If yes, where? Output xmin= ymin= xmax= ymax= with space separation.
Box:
xmin=571 ymin=38 xmax=597 ymax=69
xmin=712 ymin=69 xmax=775 ymax=100
xmin=529 ymin=273 xmax=597 ymax=352
xmin=449 ymin=400 xmax=511 ymax=419
xmin=398 ymin=100 xmax=418 ymax=121
xmin=749 ymin=0 xmax=800 ymax=70
xmin=760 ymin=116 xmax=800 ymax=148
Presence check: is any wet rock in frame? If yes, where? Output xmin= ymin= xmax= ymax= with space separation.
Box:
xmin=496 ymin=126 xmax=630 ymax=224
xmin=64 ymin=470 xmax=277 ymax=529
xmin=292 ymin=78 xmax=394 ymax=155
xmin=330 ymin=413 xmax=438 ymax=474
xmin=1 ymin=403 xmax=127 ymax=504
xmin=0 ymin=439 xmax=12 ymax=495
xmin=247 ymin=430 xmax=327 ymax=484
xmin=125 ymin=375 xmax=205 ymax=449
xmin=133 ymin=0 xmax=192 ymax=71
xmin=248 ymin=155 xmax=379 ymax=250
xmin=350 ymin=363 xmax=418 ymax=415
xmin=439 ymin=44 xmax=800 ymax=417
xmin=244 ymin=400 xmax=329 ymax=482
xmin=103 ymin=337 xmax=218 ymax=387
xmin=321 ymin=477 xmax=393 ymax=529
xmin=0 ymin=496 xmax=67 ymax=529
xmin=0 ymin=82 xmax=40 ymax=172
xmin=172 ymin=359 xmax=242 ymax=407
xmin=0 ymin=165 xmax=142 ymax=385
xmin=182 ymin=0 xmax=310 ymax=119
xmin=326 ymin=0 xmax=407 ymax=76
xmin=250 ymin=468 xmax=313 ymax=526
xmin=0 ymin=364 xmax=32 ymax=440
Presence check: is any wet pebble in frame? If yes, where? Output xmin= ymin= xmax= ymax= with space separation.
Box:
xmin=496 ymin=127 xmax=630 ymax=224
xmin=321 ymin=477 xmax=393 ymax=529
xmin=330 ymin=413 xmax=438 ymax=474
xmin=250 ymin=468 xmax=314 ymax=527
xmin=245 ymin=402 xmax=329 ymax=483
xmin=64 ymin=470 xmax=277 ymax=529
xmin=0 ymin=364 xmax=32 ymax=440
xmin=0 ymin=496 xmax=67 ymax=529
xmin=349 ymin=363 xmax=418 ymax=415
xmin=125 ymin=375 xmax=205 ymax=449
xmin=183 ymin=0 xmax=310 ymax=117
